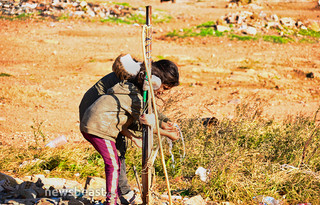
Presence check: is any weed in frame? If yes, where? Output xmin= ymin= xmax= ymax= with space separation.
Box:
xmin=57 ymin=14 xmax=70 ymax=21
xmin=30 ymin=119 xmax=47 ymax=147
xmin=113 ymin=2 xmax=131 ymax=7
xmin=166 ymin=27 xmax=226 ymax=38
xmin=166 ymin=29 xmax=181 ymax=38
xmin=0 ymin=73 xmax=12 ymax=77
xmin=100 ymin=11 xmax=171 ymax=25
xmin=100 ymin=16 xmax=131 ymax=24
xmin=147 ymin=102 xmax=320 ymax=203
xmin=1 ymin=103 xmax=320 ymax=204
xmin=0 ymin=12 xmax=35 ymax=21
xmin=127 ymin=14 xmax=145 ymax=24
xmin=298 ymin=29 xmax=320 ymax=38
xmin=229 ymin=34 xmax=258 ymax=41
xmin=0 ymin=144 xmax=105 ymax=179
xmin=196 ymin=21 xmax=216 ymax=28
xmin=263 ymin=35 xmax=294 ymax=44
xmin=153 ymin=14 xmax=172 ymax=24
xmin=299 ymin=38 xmax=318 ymax=44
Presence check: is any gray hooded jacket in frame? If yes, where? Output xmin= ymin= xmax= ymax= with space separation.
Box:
xmin=80 ymin=81 xmax=143 ymax=142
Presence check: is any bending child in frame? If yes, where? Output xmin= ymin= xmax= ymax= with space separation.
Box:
xmin=79 ymin=54 xmax=180 ymax=205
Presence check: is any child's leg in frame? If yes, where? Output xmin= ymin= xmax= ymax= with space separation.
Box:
xmin=82 ymin=132 xmax=121 ymax=205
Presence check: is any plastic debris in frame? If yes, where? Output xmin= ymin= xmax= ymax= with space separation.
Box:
xmin=253 ymin=195 xmax=281 ymax=205
xmin=195 ymin=167 xmax=208 ymax=182
xmin=45 ymin=135 xmax=68 ymax=148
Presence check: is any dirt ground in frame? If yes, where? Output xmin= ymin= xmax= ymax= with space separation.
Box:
xmin=0 ymin=0 xmax=320 ymax=148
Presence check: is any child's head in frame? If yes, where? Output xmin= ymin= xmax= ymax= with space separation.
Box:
xmin=130 ymin=59 xmax=179 ymax=93
xmin=151 ymin=59 xmax=179 ymax=89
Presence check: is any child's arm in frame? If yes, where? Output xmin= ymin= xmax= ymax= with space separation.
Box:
xmin=140 ymin=114 xmax=180 ymax=141
xmin=156 ymin=128 xmax=179 ymax=141
xmin=120 ymin=128 xmax=142 ymax=148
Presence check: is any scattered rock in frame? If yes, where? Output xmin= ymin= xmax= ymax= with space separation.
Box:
xmin=184 ymin=195 xmax=206 ymax=205
xmin=84 ymin=176 xmax=106 ymax=191
xmin=35 ymin=198 xmax=58 ymax=205
xmin=83 ymin=176 xmax=106 ymax=200
xmin=213 ymin=9 xmax=316 ymax=37
xmin=216 ymin=25 xmax=231 ymax=32
xmin=308 ymin=21 xmax=320 ymax=32
xmin=280 ymin=17 xmax=296 ymax=28
xmin=0 ymin=172 xmax=18 ymax=190
xmin=40 ymin=177 xmax=82 ymax=190
xmin=0 ymin=0 xmax=139 ymax=21
xmin=246 ymin=3 xmax=263 ymax=10
xmin=241 ymin=26 xmax=257 ymax=35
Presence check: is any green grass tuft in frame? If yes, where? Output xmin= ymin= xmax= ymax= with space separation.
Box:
xmin=196 ymin=21 xmax=216 ymax=28
xmin=0 ymin=73 xmax=12 ymax=77
xmin=100 ymin=16 xmax=131 ymax=24
xmin=298 ymin=29 xmax=320 ymax=38
xmin=229 ymin=34 xmax=258 ymax=41
xmin=262 ymin=35 xmax=294 ymax=44
xmin=113 ymin=2 xmax=131 ymax=7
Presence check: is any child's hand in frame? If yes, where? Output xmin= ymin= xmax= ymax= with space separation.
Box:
xmin=161 ymin=122 xmax=178 ymax=132
xmin=167 ymin=130 xmax=180 ymax=141
xmin=139 ymin=114 xmax=155 ymax=128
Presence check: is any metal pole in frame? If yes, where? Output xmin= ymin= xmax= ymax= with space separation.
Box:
xmin=142 ymin=5 xmax=153 ymax=205
xmin=141 ymin=6 xmax=173 ymax=204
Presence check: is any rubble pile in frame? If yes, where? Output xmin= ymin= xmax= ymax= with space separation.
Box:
xmin=0 ymin=0 xmax=137 ymax=19
xmin=0 ymin=172 xmax=92 ymax=205
xmin=216 ymin=9 xmax=319 ymax=35
xmin=0 ymin=172 xmax=218 ymax=205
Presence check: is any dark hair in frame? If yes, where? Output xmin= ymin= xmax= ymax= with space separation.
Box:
xmin=152 ymin=59 xmax=179 ymax=88
xmin=129 ymin=59 xmax=179 ymax=92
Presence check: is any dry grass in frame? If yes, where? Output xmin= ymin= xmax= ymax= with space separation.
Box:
xmin=1 ymin=102 xmax=319 ymax=204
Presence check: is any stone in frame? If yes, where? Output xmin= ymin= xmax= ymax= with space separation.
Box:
xmin=0 ymin=180 xmax=5 ymax=192
xmin=0 ymin=173 xmax=18 ymax=188
xmin=266 ymin=22 xmax=283 ymax=30
xmin=184 ymin=195 xmax=206 ymax=205
xmin=80 ymin=1 xmax=87 ymax=8
xmin=301 ymin=25 xmax=308 ymax=30
xmin=308 ymin=21 xmax=320 ymax=32
xmin=68 ymin=199 xmax=85 ymax=205
xmin=280 ymin=17 xmax=296 ymax=28
xmin=39 ymin=178 xmax=81 ymax=190
xmin=74 ymin=11 xmax=85 ymax=16
xmin=35 ymin=198 xmax=58 ymax=205
xmin=84 ymin=176 xmax=105 ymax=190
xmin=86 ymin=8 xmax=96 ymax=17
xmin=84 ymin=176 xmax=106 ymax=200
xmin=246 ymin=3 xmax=263 ymax=10
xmin=5 ymin=199 xmax=38 ymax=205
xmin=216 ymin=25 xmax=230 ymax=32
xmin=241 ymin=26 xmax=257 ymax=35
xmin=271 ymin=14 xmax=279 ymax=22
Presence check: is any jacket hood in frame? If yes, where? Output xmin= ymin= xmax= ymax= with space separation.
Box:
xmin=112 ymin=54 xmax=142 ymax=81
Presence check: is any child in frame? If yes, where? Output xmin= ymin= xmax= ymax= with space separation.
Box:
xmin=80 ymin=54 xmax=180 ymax=205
